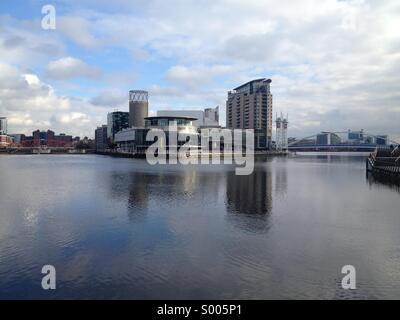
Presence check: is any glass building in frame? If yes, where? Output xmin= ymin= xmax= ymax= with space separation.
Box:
xmin=107 ymin=111 xmax=130 ymax=142
xmin=115 ymin=116 xmax=199 ymax=154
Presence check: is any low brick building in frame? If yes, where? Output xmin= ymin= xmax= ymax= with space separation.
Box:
xmin=20 ymin=130 xmax=73 ymax=147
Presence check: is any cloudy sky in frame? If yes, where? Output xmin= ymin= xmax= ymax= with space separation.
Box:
xmin=0 ymin=0 xmax=399 ymax=140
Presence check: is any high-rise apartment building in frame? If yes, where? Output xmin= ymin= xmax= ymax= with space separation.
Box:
xmin=226 ymin=79 xmax=273 ymax=149
xmin=129 ymin=90 xmax=148 ymax=127
xmin=107 ymin=111 xmax=130 ymax=142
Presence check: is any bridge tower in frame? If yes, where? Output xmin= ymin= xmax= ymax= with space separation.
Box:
xmin=276 ymin=114 xmax=282 ymax=151
xmin=275 ymin=113 xmax=288 ymax=151
xmin=282 ymin=115 xmax=288 ymax=150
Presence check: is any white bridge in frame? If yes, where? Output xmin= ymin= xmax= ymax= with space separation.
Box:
xmin=288 ymin=131 xmax=398 ymax=152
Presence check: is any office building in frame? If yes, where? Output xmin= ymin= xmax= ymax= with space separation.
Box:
xmin=346 ymin=130 xmax=387 ymax=145
xmin=129 ymin=90 xmax=148 ymax=127
xmin=107 ymin=111 xmax=129 ymax=142
xmin=157 ymin=106 xmax=219 ymax=127
xmin=316 ymin=132 xmax=341 ymax=145
xmin=204 ymin=106 xmax=219 ymax=125
xmin=226 ymin=79 xmax=273 ymax=149
xmin=95 ymin=125 xmax=108 ymax=151
xmin=375 ymin=135 xmax=388 ymax=145
xmin=157 ymin=110 xmax=204 ymax=127
xmin=0 ymin=117 xmax=7 ymax=135
xmin=348 ymin=130 xmax=364 ymax=142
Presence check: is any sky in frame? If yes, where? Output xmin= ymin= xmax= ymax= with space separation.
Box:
xmin=0 ymin=0 xmax=399 ymax=141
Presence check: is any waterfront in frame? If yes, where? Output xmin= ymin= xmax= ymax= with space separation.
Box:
xmin=0 ymin=154 xmax=400 ymax=299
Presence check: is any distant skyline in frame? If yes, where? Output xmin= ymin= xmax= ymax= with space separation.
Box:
xmin=0 ymin=0 xmax=399 ymax=141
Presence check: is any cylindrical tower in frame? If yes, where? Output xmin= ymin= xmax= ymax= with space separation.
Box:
xmin=129 ymin=90 xmax=148 ymax=127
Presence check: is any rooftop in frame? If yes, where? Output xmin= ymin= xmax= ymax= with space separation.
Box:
xmin=145 ymin=116 xmax=198 ymax=121
xmin=233 ymin=78 xmax=272 ymax=91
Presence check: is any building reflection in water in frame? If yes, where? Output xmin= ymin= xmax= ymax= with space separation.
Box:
xmin=225 ymin=160 xmax=273 ymax=233
xmin=274 ymin=159 xmax=288 ymax=198
xmin=127 ymin=172 xmax=149 ymax=212
xmin=107 ymin=171 xmax=150 ymax=221
xmin=106 ymin=164 xmax=227 ymax=222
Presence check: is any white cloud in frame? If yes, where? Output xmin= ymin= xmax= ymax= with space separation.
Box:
xmin=57 ymin=16 xmax=99 ymax=48
xmin=164 ymin=65 xmax=234 ymax=88
xmin=0 ymin=15 xmax=63 ymax=65
xmin=0 ymin=63 xmax=102 ymax=137
xmin=90 ymin=89 xmax=127 ymax=107
xmin=1 ymin=0 xmax=400 ymax=141
xmin=59 ymin=112 xmax=91 ymax=124
xmin=46 ymin=57 xmax=101 ymax=80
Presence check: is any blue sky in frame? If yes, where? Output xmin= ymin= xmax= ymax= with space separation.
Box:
xmin=0 ymin=0 xmax=399 ymax=140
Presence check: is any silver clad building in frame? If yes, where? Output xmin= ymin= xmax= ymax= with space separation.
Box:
xmin=157 ymin=110 xmax=204 ymax=126
xmin=157 ymin=106 xmax=219 ymax=127
xmin=204 ymin=106 xmax=219 ymax=125
xmin=129 ymin=90 xmax=148 ymax=128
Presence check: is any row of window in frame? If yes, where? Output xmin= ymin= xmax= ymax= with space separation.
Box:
xmin=145 ymin=119 xmax=193 ymax=127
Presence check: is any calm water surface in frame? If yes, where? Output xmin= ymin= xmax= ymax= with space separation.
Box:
xmin=0 ymin=154 xmax=399 ymax=299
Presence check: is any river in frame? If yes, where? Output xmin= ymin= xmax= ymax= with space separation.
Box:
xmin=0 ymin=153 xmax=399 ymax=299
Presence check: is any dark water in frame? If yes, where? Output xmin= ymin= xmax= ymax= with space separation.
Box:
xmin=0 ymin=153 xmax=399 ymax=299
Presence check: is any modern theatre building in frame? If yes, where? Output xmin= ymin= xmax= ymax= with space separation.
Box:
xmin=115 ymin=116 xmax=199 ymax=154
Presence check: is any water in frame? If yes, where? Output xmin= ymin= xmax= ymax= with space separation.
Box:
xmin=0 ymin=153 xmax=399 ymax=299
